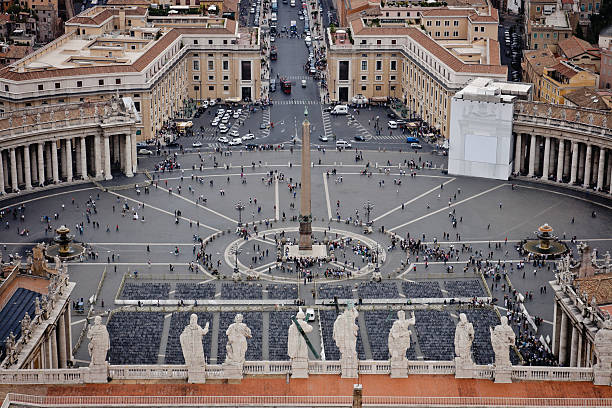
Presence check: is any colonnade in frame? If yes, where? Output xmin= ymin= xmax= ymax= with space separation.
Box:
xmin=514 ymin=133 xmax=612 ymax=194
xmin=0 ymin=133 xmax=137 ymax=195
xmin=552 ymin=301 xmax=594 ymax=368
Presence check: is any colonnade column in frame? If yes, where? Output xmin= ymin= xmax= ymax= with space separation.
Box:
xmin=23 ymin=144 xmax=32 ymax=190
xmin=559 ymin=312 xmax=568 ymax=365
xmin=94 ymin=135 xmax=102 ymax=179
xmin=104 ymin=135 xmax=112 ymax=180
xmin=124 ymin=134 xmax=133 ymax=177
xmin=30 ymin=147 xmax=37 ymax=186
xmin=37 ymin=143 xmax=45 ymax=186
xmin=10 ymin=148 xmax=18 ymax=191
xmin=50 ymin=327 xmax=58 ymax=369
xmin=80 ymin=137 xmax=87 ymax=180
xmin=577 ymin=331 xmax=583 ymax=367
xmin=570 ymin=142 xmax=578 ymax=184
xmin=514 ymin=133 xmax=522 ymax=173
xmin=570 ymin=325 xmax=579 ymax=367
xmin=542 ymin=136 xmax=550 ymax=179
xmin=57 ymin=312 xmax=67 ymax=368
xmin=528 ymin=135 xmax=536 ymax=177
xmin=583 ymin=144 xmax=592 ymax=188
xmin=51 ymin=142 xmax=59 ymax=183
xmin=65 ymin=139 xmax=73 ymax=183
xmin=0 ymin=151 xmax=4 ymax=195
xmin=556 ymin=139 xmax=565 ymax=182
xmin=596 ymin=148 xmax=606 ymax=191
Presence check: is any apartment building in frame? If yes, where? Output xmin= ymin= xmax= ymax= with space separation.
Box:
xmin=601 ymin=47 xmax=612 ymax=90
xmin=556 ymin=35 xmax=600 ymax=72
xmin=327 ymin=16 xmax=507 ymax=138
xmin=526 ymin=8 xmax=573 ymax=50
xmin=421 ymin=7 xmax=499 ymax=43
xmin=0 ymin=5 xmax=261 ymax=140
xmin=521 ymin=47 xmax=559 ymax=100
xmin=540 ymin=60 xmax=598 ymax=104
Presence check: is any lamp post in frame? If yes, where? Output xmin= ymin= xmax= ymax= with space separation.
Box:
xmin=374 ymin=243 xmax=380 ymax=273
xmin=232 ymin=243 xmax=241 ymax=274
xmin=235 ymin=201 xmax=245 ymax=226
xmin=363 ymin=201 xmax=375 ymax=225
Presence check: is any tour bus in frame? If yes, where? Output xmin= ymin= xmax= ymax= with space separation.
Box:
xmin=270 ymin=46 xmax=278 ymax=60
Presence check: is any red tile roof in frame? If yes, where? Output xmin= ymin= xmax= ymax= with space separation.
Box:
xmin=106 ymin=0 xmax=150 ymax=5
xmin=558 ymin=35 xmax=600 ymax=59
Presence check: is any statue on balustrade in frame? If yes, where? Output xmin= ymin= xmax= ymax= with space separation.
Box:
xmin=454 ymin=313 xmax=474 ymax=364
xmin=490 ymin=316 xmax=515 ymax=367
xmin=388 ymin=310 xmax=415 ymax=363
xmin=333 ymin=306 xmax=359 ymax=362
xmin=20 ymin=312 xmax=32 ymax=343
xmin=288 ymin=308 xmax=313 ymax=362
xmin=594 ymin=319 xmax=612 ymax=372
xmin=225 ymin=313 xmax=251 ymax=365
xmin=180 ymin=313 xmax=210 ymax=368
xmin=87 ymin=316 xmax=110 ymax=367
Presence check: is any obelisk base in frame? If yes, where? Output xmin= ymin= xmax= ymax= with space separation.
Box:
xmin=298 ymin=221 xmax=312 ymax=251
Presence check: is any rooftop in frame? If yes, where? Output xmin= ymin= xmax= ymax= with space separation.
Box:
xmin=563 ymin=88 xmax=611 ymax=110
xmin=523 ymin=48 xmax=559 ymax=75
xmin=575 ymin=273 xmax=612 ymax=306
xmin=558 ymin=35 xmax=600 ymax=59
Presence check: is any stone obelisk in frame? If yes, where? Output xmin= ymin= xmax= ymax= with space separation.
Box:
xmin=298 ymin=107 xmax=312 ymax=251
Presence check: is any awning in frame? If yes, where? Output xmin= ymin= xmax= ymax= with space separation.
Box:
xmin=369 ymin=96 xmax=388 ymax=102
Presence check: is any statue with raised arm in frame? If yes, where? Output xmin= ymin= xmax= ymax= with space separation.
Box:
xmin=333 ymin=306 xmax=359 ymax=377
xmin=225 ymin=314 xmax=251 ymax=365
xmin=388 ymin=310 xmax=415 ymax=363
xmin=87 ymin=316 xmax=110 ymax=367
xmin=454 ymin=313 xmax=475 ymax=364
xmin=490 ymin=316 xmax=515 ymax=367
xmin=180 ymin=314 xmax=209 ymax=368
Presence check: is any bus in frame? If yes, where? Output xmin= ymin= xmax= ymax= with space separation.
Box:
xmin=270 ymin=46 xmax=277 ymax=60
xmin=280 ymin=78 xmax=291 ymax=94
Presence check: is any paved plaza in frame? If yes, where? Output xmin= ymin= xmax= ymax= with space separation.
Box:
xmin=1 ymin=146 xmax=611 ymax=368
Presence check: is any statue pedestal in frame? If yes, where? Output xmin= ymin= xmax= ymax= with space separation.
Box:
xmin=290 ymin=359 xmax=309 ymax=378
xmin=593 ymin=367 xmax=611 ymax=386
xmin=454 ymin=357 xmax=474 ymax=379
xmin=389 ymin=359 xmax=408 ymax=378
xmin=340 ymin=358 xmax=358 ymax=378
xmin=223 ymin=363 xmax=243 ymax=379
xmin=493 ymin=365 xmax=512 ymax=383
xmin=187 ymin=366 xmax=207 ymax=383
xmin=85 ymin=363 xmax=108 ymax=383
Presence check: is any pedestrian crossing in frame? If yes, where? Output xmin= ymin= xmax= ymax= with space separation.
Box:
xmin=347 ymin=116 xmax=373 ymax=140
xmin=280 ymin=75 xmax=310 ymax=80
xmin=259 ymin=109 xmax=271 ymax=139
xmin=271 ymin=99 xmax=320 ymax=105
xmin=368 ymin=134 xmax=413 ymax=142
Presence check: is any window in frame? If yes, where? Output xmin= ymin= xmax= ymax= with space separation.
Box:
xmin=77 ymin=81 xmax=82 ymax=87
xmin=223 ymin=75 xmax=229 ymax=81
xmin=435 ymin=31 xmax=440 ymax=37
xmin=194 ymin=85 xmax=199 ymax=91
xmin=375 ymin=85 xmax=381 ymax=90
xmin=224 ymin=85 xmax=229 ymax=91
xmin=55 ymin=82 xmax=60 ymax=89
xmin=193 ymin=60 xmax=199 ymax=71
xmin=208 ymin=75 xmax=214 ymax=80
xmin=361 ymin=60 xmax=367 ymax=70
xmin=194 ymin=75 xmax=200 ymax=81
xmin=376 ymin=39 xmax=381 ymax=45
xmin=453 ymin=31 xmax=459 ymax=37
xmin=194 ymin=40 xmax=198 ymax=45
xmin=444 ymin=31 xmax=449 ymax=36
xmin=360 ymin=39 xmax=367 ymax=44
xmin=38 ymin=84 xmax=43 ymax=91
xmin=241 ymin=61 xmax=252 ymax=80
xmin=444 ymin=20 xmax=449 ymax=26
xmin=4 ymin=85 xmax=7 ymax=91
xmin=534 ymin=33 xmax=538 ymax=38
xmin=390 ymin=75 xmax=396 ymax=81
xmin=208 ymin=40 xmax=213 ymax=44
xmin=339 ymin=61 xmax=349 ymax=80
xmin=375 ymin=60 xmax=382 ymax=70
xmin=223 ymin=60 xmax=229 ymax=70
xmin=209 ymin=86 xmax=214 ymax=90
xmin=116 ymin=78 xmax=121 ymax=85
xmin=390 ymin=60 xmax=397 ymax=71
xmin=475 ymin=27 xmax=479 ymax=32
xmin=435 ymin=20 xmax=440 ymax=26
xmin=361 ymin=75 xmax=367 ymax=81
xmin=391 ymin=39 xmax=396 ymax=44
xmin=375 ymin=75 xmax=382 ymax=81
xmin=480 ymin=27 xmax=484 ymax=32
xmin=208 ymin=60 xmax=214 ymax=70
xmin=454 ymin=20 xmax=459 ymax=26
xmin=223 ymin=40 xmax=228 ymax=45
xmin=361 ymin=85 xmax=367 ymax=91
xmin=426 ymin=21 xmax=431 ymax=26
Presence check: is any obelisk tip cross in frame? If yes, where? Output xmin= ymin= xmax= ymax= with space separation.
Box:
xmin=304 ymin=106 xmax=308 ymax=117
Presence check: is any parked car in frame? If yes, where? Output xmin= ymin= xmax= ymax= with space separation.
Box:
xmin=217 ymin=136 xmax=229 ymax=143
xmin=336 ymin=140 xmax=352 ymax=148
xmin=388 ymin=121 xmax=398 ymax=129
xmin=229 ymin=137 xmax=242 ymax=146
xmin=230 ymin=130 xmax=240 ymax=138
xmin=354 ymin=134 xmax=366 ymax=141
xmin=318 ymin=135 xmax=328 ymax=142
xmin=242 ymin=133 xmax=255 ymax=140
xmin=351 ymin=94 xmax=369 ymax=105
xmin=192 ymin=141 xmax=203 ymax=148
xmin=301 ymin=79 xmax=307 ymax=87
xmin=410 ymin=142 xmax=422 ymax=149
xmin=138 ymin=148 xmax=153 ymax=155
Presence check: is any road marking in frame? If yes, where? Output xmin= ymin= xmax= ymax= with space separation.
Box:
xmin=0 ymin=187 xmax=97 ymax=211
xmin=275 ymin=176 xmax=280 ymax=221
xmin=153 ymin=184 xmax=238 ymax=224
xmin=388 ymin=184 xmax=507 ymax=232
xmin=372 ymin=178 xmax=455 ymax=223
xmin=323 ymin=172 xmax=332 ymax=220
xmin=518 ymin=184 xmax=612 ymax=210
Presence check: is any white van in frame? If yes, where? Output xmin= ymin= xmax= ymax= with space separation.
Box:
xmin=290 ymin=0 xmax=295 ymax=6
xmin=271 ymin=12 xmax=277 ymax=22
xmin=331 ymin=104 xmax=348 ymax=115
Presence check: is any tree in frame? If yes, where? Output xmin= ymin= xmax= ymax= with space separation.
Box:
xmin=575 ymin=22 xmax=584 ymax=39
xmin=587 ymin=0 xmax=612 ymax=44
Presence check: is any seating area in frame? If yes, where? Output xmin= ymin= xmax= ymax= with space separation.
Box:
xmin=401 ymin=281 xmax=443 ymax=298
xmin=444 ymin=280 xmax=485 ymax=298
xmin=0 ymin=288 xmax=39 ymax=360
xmin=357 ymin=282 xmax=399 ymax=299
xmin=107 ymin=312 xmax=165 ymax=364
xmin=363 ymin=311 xmax=416 ymax=360
xmin=413 ymin=310 xmax=455 ymax=360
xmin=320 ymin=310 xmax=365 ymax=361
xmin=268 ymin=311 xmax=294 ymax=360
xmin=174 ymin=283 xmax=216 ymax=300
xmin=220 ymin=283 xmax=263 ymax=300
xmin=165 ymin=312 xmax=213 ymax=364
xmin=119 ymin=282 xmax=170 ymax=300
xmin=318 ymin=284 xmax=353 ymax=300
xmin=217 ymin=312 xmax=263 ymax=362
xmin=462 ymin=309 xmax=499 ymax=365
xmin=266 ymin=284 xmax=298 ymax=300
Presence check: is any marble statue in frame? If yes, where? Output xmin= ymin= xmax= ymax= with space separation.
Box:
xmin=546 ymin=106 xmax=552 ymax=118
xmin=49 ymin=110 xmax=54 ymax=122
xmin=575 ymin=111 xmax=581 ymax=122
xmin=22 ymin=114 xmax=27 ymax=127
xmin=333 ymin=307 xmax=359 ymax=361
xmin=454 ymin=313 xmax=475 ymax=363
xmin=79 ymin=107 xmax=84 ymax=119
xmin=490 ymin=316 xmax=515 ymax=367
xmin=65 ymin=109 xmax=69 ymax=120
xmin=288 ymin=308 xmax=313 ymax=362
xmin=87 ymin=316 xmax=110 ymax=367
xmin=589 ymin=113 xmax=594 ymax=125
xmin=603 ymin=116 xmax=607 ymax=129
xmin=225 ymin=314 xmax=251 ymax=365
xmin=561 ymin=109 xmax=567 ymax=120
xmin=180 ymin=314 xmax=209 ymax=367
xmin=594 ymin=319 xmax=612 ymax=385
xmin=388 ymin=310 xmax=415 ymax=363
xmin=36 ymin=112 xmax=41 ymax=124
xmin=8 ymin=115 xmax=12 ymax=128
xmin=35 ymin=297 xmax=42 ymax=317
xmin=20 ymin=312 xmax=32 ymax=343
xmin=94 ymin=105 xmax=99 ymax=117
